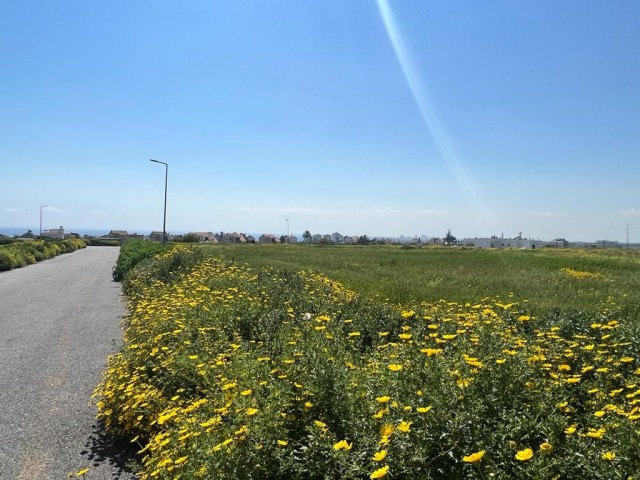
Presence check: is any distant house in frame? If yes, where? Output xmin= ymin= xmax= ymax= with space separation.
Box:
xmin=195 ymin=232 xmax=217 ymax=243
xmin=42 ymin=226 xmax=64 ymax=240
xmin=259 ymin=234 xmax=278 ymax=244
xmin=105 ymin=230 xmax=144 ymax=240
xmin=284 ymin=235 xmax=298 ymax=244
xmin=222 ymin=232 xmax=246 ymax=244
xmin=149 ymin=231 xmax=167 ymax=242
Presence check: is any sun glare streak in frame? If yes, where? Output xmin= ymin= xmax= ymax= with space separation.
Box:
xmin=376 ymin=0 xmax=492 ymax=228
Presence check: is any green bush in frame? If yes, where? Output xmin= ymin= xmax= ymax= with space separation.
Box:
xmin=0 ymin=239 xmax=87 ymax=272
xmin=112 ymin=239 xmax=166 ymax=282
xmin=0 ymin=250 xmax=16 ymax=271
xmin=122 ymin=245 xmax=203 ymax=295
xmin=86 ymin=238 xmax=122 ymax=247
xmin=180 ymin=232 xmax=200 ymax=243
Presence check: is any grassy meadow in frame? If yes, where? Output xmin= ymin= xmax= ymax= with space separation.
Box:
xmin=200 ymin=244 xmax=640 ymax=314
xmin=94 ymin=243 xmax=640 ymax=479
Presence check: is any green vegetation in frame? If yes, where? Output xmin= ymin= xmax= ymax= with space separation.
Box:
xmin=0 ymin=238 xmax=86 ymax=271
xmin=95 ymin=246 xmax=640 ymax=479
xmin=201 ymin=244 xmax=640 ymax=315
xmin=86 ymin=237 xmax=122 ymax=247
xmin=112 ymin=239 xmax=167 ymax=282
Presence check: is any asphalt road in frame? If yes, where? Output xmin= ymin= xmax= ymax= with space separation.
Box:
xmin=0 ymin=247 xmax=137 ymax=479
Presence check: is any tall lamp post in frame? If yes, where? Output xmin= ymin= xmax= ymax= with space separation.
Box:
xmin=627 ymin=223 xmax=634 ymax=249
xmin=285 ymin=218 xmax=289 ymax=244
xmin=40 ymin=205 xmax=48 ymax=236
xmin=150 ymin=159 xmax=168 ymax=247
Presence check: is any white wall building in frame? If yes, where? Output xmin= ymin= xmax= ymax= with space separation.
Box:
xmin=462 ymin=236 xmax=545 ymax=249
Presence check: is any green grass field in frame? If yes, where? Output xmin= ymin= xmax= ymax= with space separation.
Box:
xmin=201 ymin=244 xmax=640 ymax=315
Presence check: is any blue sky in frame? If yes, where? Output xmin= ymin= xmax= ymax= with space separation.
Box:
xmin=1 ymin=1 xmax=639 ymax=241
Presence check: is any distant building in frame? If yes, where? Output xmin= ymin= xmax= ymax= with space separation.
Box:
xmin=546 ymin=238 xmax=569 ymax=248
xmin=194 ymin=232 xmax=217 ymax=243
xmin=259 ymin=234 xmax=278 ymax=244
xmin=42 ymin=226 xmax=64 ymax=240
xmin=463 ymin=235 xmax=544 ymax=249
xmin=222 ymin=232 xmax=246 ymax=244
xmin=107 ymin=230 xmax=129 ymax=239
xmin=149 ymin=231 xmax=167 ymax=242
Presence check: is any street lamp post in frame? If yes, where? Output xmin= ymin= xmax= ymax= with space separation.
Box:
xmin=150 ymin=159 xmax=169 ymax=247
xmin=285 ymin=218 xmax=289 ymax=244
xmin=627 ymin=223 xmax=634 ymax=249
xmin=40 ymin=205 xmax=48 ymax=236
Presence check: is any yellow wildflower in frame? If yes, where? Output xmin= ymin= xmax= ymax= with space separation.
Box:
xmin=515 ymin=448 xmax=533 ymax=461
xmin=314 ymin=420 xmax=327 ymax=429
xmin=539 ymin=442 xmax=553 ymax=453
xmin=370 ymin=465 xmax=390 ymax=479
xmin=373 ymin=450 xmax=387 ymax=462
xmin=380 ymin=423 xmax=394 ymax=437
xmin=462 ymin=450 xmax=485 ymax=464
xmin=397 ymin=421 xmax=412 ymax=433
xmin=333 ymin=439 xmax=352 ymax=451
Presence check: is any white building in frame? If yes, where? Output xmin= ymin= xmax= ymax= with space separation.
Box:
xmin=462 ymin=236 xmax=544 ymax=249
xmin=42 ymin=226 xmax=64 ymax=239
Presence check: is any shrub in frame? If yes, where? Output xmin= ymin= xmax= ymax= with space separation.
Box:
xmin=180 ymin=233 xmax=200 ymax=243
xmin=86 ymin=238 xmax=122 ymax=247
xmin=122 ymin=245 xmax=203 ymax=295
xmin=0 ymin=239 xmax=87 ymax=272
xmin=0 ymin=250 xmax=16 ymax=271
xmin=112 ymin=239 xmax=166 ymax=282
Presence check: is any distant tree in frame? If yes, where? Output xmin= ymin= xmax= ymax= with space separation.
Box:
xmin=303 ymin=230 xmax=312 ymax=243
xmin=444 ymin=230 xmax=457 ymax=246
xmin=180 ymin=232 xmax=199 ymax=243
xmin=280 ymin=235 xmax=287 ymax=244
xmin=357 ymin=235 xmax=370 ymax=245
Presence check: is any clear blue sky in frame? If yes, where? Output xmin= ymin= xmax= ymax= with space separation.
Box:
xmin=1 ymin=1 xmax=639 ymax=241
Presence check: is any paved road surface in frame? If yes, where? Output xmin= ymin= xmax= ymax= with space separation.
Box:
xmin=0 ymin=247 xmax=137 ymax=479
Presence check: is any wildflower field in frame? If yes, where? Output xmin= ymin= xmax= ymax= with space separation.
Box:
xmin=95 ymin=244 xmax=640 ymax=479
